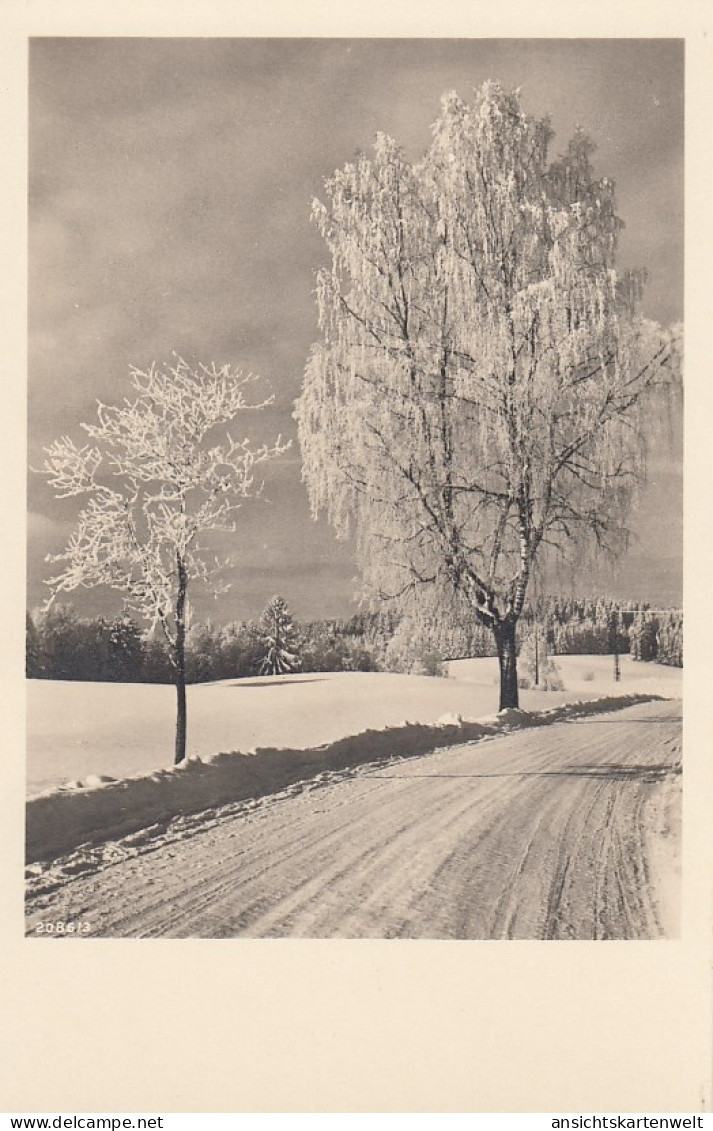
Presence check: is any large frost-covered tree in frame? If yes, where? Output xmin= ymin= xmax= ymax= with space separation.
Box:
xmin=257 ymin=595 xmax=301 ymax=676
xmin=295 ymin=82 xmax=681 ymax=709
xmin=40 ymin=358 xmax=289 ymax=762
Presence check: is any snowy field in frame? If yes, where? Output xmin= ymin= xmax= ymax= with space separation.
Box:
xmin=27 ymin=655 xmax=681 ymax=798
xmin=25 ymin=656 xmax=681 ymax=866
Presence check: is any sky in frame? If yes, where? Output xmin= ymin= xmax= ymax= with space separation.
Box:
xmin=27 ymin=38 xmax=684 ymax=624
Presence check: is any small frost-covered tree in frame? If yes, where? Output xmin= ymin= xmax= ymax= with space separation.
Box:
xmin=295 ymin=81 xmax=681 ymax=710
xmin=257 ymin=595 xmax=301 ymax=676
xmin=39 ymin=358 xmax=289 ymax=762
xmin=383 ymin=617 xmax=445 ymax=677
xmin=517 ymin=626 xmax=563 ymax=692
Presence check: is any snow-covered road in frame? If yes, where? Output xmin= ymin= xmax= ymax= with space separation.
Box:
xmin=26 ymin=699 xmax=681 ymax=940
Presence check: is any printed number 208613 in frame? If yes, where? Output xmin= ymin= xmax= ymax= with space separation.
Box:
xmin=34 ymin=921 xmax=92 ymax=936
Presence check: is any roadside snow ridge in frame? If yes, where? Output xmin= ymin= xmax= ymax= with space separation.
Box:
xmin=27 ymin=693 xmax=662 ymax=866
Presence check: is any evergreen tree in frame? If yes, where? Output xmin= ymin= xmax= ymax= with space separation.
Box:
xmin=218 ymin=621 xmax=263 ymax=680
xmin=258 ymin=596 xmax=301 ymax=676
xmin=106 ymin=615 xmax=144 ymax=682
xmin=630 ymin=610 xmax=659 ymax=662
xmin=33 ymin=603 xmax=85 ymax=680
xmin=657 ymin=611 xmax=683 ymax=667
xmin=26 ymin=612 xmax=42 ymax=677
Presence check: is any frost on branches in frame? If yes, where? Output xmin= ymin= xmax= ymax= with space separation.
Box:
xmin=257 ymin=595 xmax=301 ymax=676
xmin=517 ymin=627 xmax=564 ymax=692
xmin=40 ymin=358 xmax=290 ymax=762
xmin=295 ymin=81 xmax=682 ymax=710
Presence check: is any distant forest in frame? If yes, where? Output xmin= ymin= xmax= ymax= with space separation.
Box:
xmin=26 ymin=597 xmax=683 ymax=684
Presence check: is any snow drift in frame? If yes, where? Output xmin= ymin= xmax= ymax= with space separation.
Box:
xmin=27 ymin=658 xmax=682 ymax=796
xmin=26 ymin=692 xmax=662 ymax=865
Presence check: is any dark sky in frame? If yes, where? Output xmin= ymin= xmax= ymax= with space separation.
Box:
xmin=28 ymin=38 xmax=684 ymax=623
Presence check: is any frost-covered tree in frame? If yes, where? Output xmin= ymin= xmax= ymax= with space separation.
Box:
xmin=295 ymin=82 xmax=681 ymax=709
xmin=383 ymin=616 xmax=445 ymax=677
xmin=39 ymin=358 xmax=289 ymax=762
xmin=630 ymin=610 xmax=660 ymax=663
xmin=517 ymin=626 xmax=563 ymax=692
xmin=185 ymin=619 xmax=223 ymax=683
xmin=257 ymin=595 xmax=301 ymax=676
xmin=26 ymin=611 xmax=42 ymax=677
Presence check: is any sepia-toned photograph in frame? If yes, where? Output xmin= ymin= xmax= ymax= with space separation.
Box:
xmin=25 ymin=37 xmax=684 ymax=942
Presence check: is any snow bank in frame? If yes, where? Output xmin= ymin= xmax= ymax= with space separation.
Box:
xmin=28 ymin=661 xmax=682 ymax=796
xmin=26 ymin=692 xmax=662 ymax=865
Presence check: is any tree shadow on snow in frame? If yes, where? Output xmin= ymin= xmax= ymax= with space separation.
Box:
xmin=224 ymin=677 xmax=329 ymax=688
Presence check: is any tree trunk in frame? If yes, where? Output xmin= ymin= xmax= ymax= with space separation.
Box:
xmin=493 ymin=617 xmax=519 ymax=711
xmin=175 ymin=670 xmax=187 ymax=765
xmin=174 ymin=554 xmax=188 ymax=765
